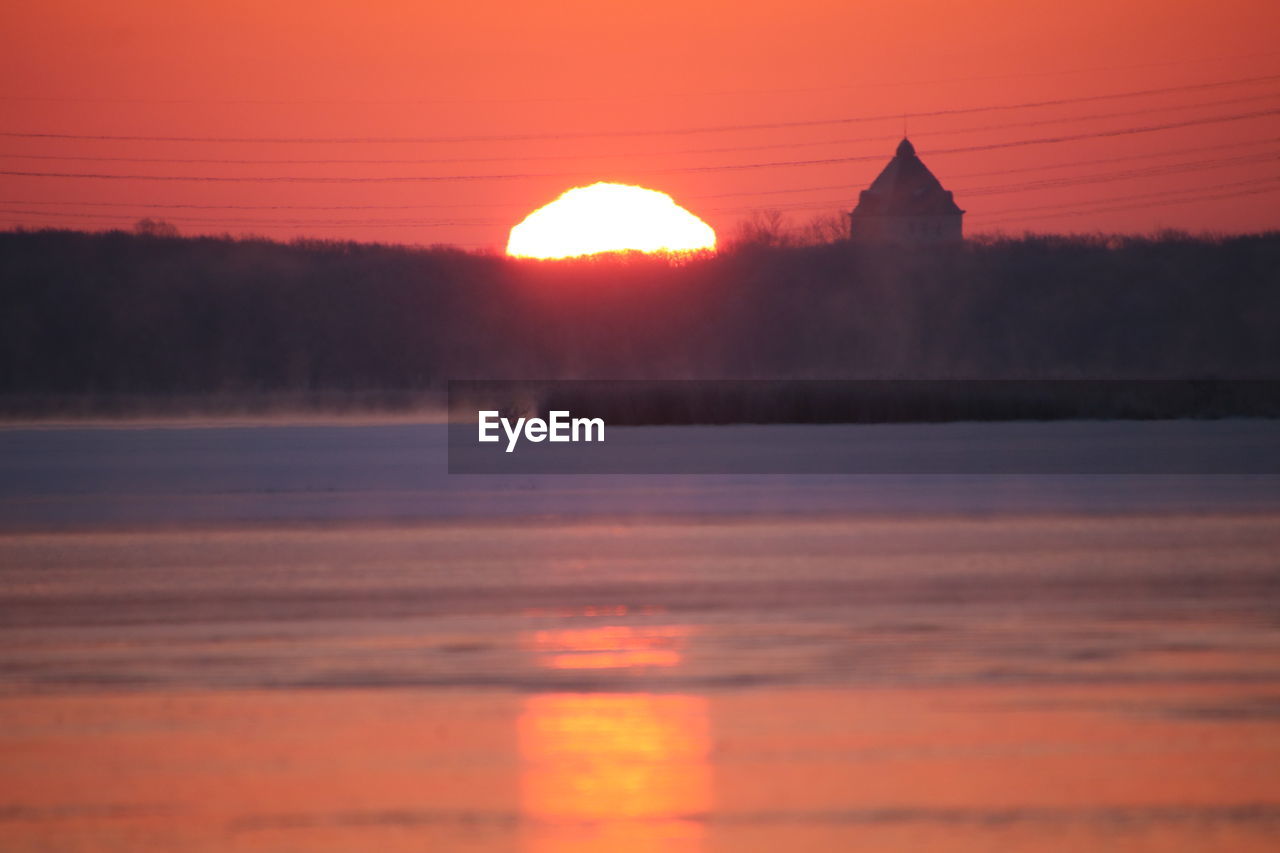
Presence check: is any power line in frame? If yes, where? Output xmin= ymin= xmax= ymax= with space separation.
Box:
xmin=7 ymin=177 xmax=1278 ymax=236
xmin=976 ymin=182 xmax=1280 ymax=227
xmin=701 ymin=157 xmax=1280 ymax=217
xmin=4 ymin=147 xmax=1276 ymax=231
xmin=0 ymin=199 xmax=524 ymax=212
xmin=0 ymin=217 xmax=498 ymax=249
xmin=3 ymin=91 xmax=1276 ymax=168
xmin=0 ymin=208 xmax=502 ymax=228
xmin=0 ymin=199 xmax=523 ymax=212
xmin=946 ymin=135 xmax=1280 ymax=180
xmin=561 ymin=153 xmax=1279 ymax=216
xmin=5 ymin=136 xmax=1277 ymax=217
xmin=9 ymin=153 xmax=1276 ymax=229
xmin=3 ymin=73 xmax=1278 ymax=145
xmin=10 ymin=180 xmax=1276 ymax=237
xmin=958 ymin=151 xmax=1280 ymax=197
xmin=970 ymin=175 xmax=1280 ymax=219
xmin=926 ymin=108 xmax=1279 ymax=158
xmin=685 ymin=137 xmax=1280 ymax=206
xmin=2 ymin=107 xmax=1275 ymax=184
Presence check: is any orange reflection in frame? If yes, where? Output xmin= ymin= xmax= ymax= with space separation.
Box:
xmin=519 ymin=693 xmax=711 ymax=853
xmin=526 ymin=625 xmax=690 ymax=670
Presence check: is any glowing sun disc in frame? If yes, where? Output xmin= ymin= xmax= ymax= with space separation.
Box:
xmin=507 ymin=182 xmax=716 ymax=259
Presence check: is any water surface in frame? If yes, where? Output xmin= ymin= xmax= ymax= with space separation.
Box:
xmin=1 ymin=420 xmax=1279 ymax=851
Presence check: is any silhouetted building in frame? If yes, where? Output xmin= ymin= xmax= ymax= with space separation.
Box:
xmin=848 ymin=138 xmax=964 ymax=244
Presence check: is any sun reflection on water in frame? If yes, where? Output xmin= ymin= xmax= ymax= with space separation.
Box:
xmin=519 ymin=623 xmax=710 ymax=851
xmin=519 ymin=693 xmax=711 ymax=852
xmin=526 ymin=625 xmax=689 ymax=670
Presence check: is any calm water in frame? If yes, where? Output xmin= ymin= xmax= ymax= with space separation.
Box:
xmin=2 ymin=420 xmax=1280 ymax=528
xmin=1 ymin=420 xmax=1279 ymax=851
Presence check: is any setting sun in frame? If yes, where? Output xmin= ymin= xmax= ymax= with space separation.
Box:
xmin=507 ymin=182 xmax=716 ymax=259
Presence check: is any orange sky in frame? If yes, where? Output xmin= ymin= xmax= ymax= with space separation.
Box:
xmin=1 ymin=0 xmax=1277 ymax=249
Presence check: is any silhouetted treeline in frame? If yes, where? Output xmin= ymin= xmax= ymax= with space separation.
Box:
xmin=1 ymin=228 xmax=1278 ymax=412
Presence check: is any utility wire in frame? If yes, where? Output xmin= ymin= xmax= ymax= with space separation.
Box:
xmin=2 ymin=108 xmax=1276 ymax=184
xmin=977 ymin=182 xmax=1280 ymax=227
xmin=2 ymin=91 xmax=1276 ymax=167
xmin=969 ymin=175 xmax=1280 ymax=218
xmin=11 ymin=178 xmax=1277 ymax=236
xmin=2 ymin=73 xmax=1277 ymax=145
xmin=9 ymin=153 xmax=1276 ymax=228
xmin=5 ymin=136 xmax=1277 ymax=214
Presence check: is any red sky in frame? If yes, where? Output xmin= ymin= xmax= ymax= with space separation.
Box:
xmin=1 ymin=0 xmax=1277 ymax=249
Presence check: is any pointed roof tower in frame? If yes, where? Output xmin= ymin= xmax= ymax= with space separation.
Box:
xmin=849 ymin=138 xmax=964 ymax=243
xmin=856 ymin=138 xmax=962 ymax=217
